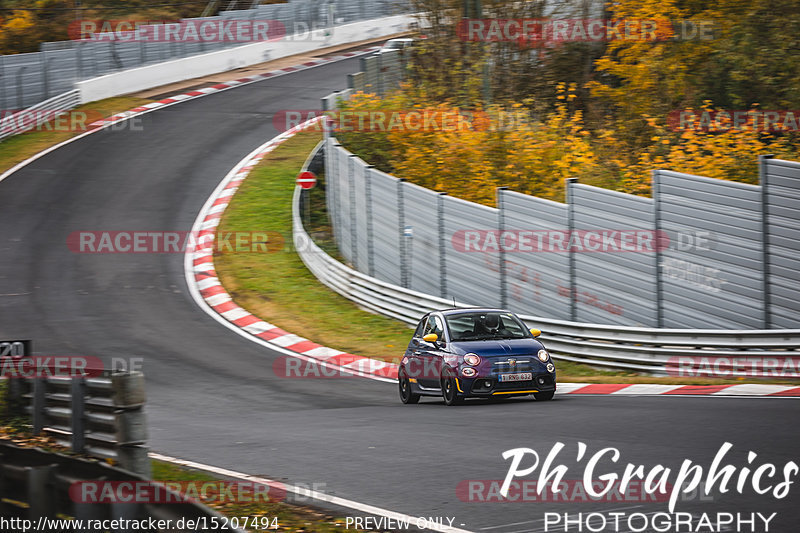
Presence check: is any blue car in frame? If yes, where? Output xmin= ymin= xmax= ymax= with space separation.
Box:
xmin=398 ymin=308 xmax=557 ymax=405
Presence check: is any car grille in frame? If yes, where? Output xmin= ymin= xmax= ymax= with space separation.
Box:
xmin=492 ymin=358 xmax=533 ymax=373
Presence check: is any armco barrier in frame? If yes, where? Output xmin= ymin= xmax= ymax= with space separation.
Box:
xmin=0 ymin=441 xmax=243 ymax=531
xmin=0 ymin=89 xmax=81 ymax=143
xmin=5 ymin=367 xmax=150 ymax=477
xmin=293 ymin=143 xmax=800 ymax=374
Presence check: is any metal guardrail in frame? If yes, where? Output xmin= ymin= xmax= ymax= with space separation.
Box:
xmin=5 ymin=367 xmax=150 ymax=476
xmin=292 ymin=143 xmax=800 ymax=375
xmin=0 ymin=89 xmax=81 ymax=143
xmin=0 ymin=441 xmax=243 ymax=531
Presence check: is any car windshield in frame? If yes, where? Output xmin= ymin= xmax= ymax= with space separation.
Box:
xmin=383 ymin=40 xmax=405 ymax=49
xmin=445 ymin=311 xmax=531 ymax=341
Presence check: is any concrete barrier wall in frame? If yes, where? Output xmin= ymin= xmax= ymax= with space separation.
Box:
xmin=77 ymin=15 xmax=413 ymax=104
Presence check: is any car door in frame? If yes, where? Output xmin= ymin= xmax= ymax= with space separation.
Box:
xmin=416 ymin=314 xmax=445 ymax=389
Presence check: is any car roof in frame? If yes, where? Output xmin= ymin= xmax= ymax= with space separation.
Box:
xmin=436 ymin=307 xmax=513 ymax=316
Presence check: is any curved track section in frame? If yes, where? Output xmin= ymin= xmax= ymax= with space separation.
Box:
xmin=1 ymin=55 xmax=799 ymax=531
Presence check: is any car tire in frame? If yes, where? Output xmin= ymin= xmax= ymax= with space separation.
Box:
xmin=398 ymin=370 xmax=420 ymax=404
xmin=533 ymin=391 xmax=555 ymax=401
xmin=441 ymin=368 xmax=463 ymax=406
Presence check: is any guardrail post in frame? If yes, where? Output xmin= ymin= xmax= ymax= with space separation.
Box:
xmin=438 ymin=192 xmax=448 ymax=299
xmin=75 ymin=42 xmax=84 ymax=81
xmin=0 ymin=56 xmax=6 ymax=110
xmin=365 ymin=166 xmax=375 ymax=277
xmin=759 ymin=154 xmax=774 ymax=329
xmin=70 ymin=378 xmax=86 ymax=454
xmin=497 ymin=187 xmax=508 ymax=309
xmin=653 ymin=170 xmax=664 ymax=328
xmin=566 ymin=178 xmax=578 ymax=322
xmin=41 ymin=50 xmax=49 ymax=99
xmin=398 ymin=178 xmax=409 ymax=288
xmin=377 ymin=53 xmax=384 ymax=97
xmin=91 ymin=43 xmax=99 ymax=77
xmin=32 ymin=378 xmax=46 ymax=435
xmin=16 ymin=66 xmax=27 ymax=110
xmin=334 ymin=143 xmax=344 ymax=249
xmin=6 ymin=372 xmax=25 ymax=418
xmin=110 ymin=41 xmax=123 ymax=70
xmin=348 ymin=155 xmax=359 ymax=268
xmin=28 ymin=465 xmax=56 ymax=519
xmin=111 ymin=371 xmax=151 ymax=478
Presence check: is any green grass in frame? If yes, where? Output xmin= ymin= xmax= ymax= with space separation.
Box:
xmin=216 ymin=132 xmax=412 ymax=361
xmin=0 ymin=96 xmax=152 ymax=174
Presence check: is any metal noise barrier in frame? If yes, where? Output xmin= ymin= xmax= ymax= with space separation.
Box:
xmin=4 ymin=363 xmax=151 ymax=478
xmin=293 ymin=142 xmax=800 ymax=375
xmin=0 ymin=0 xmax=415 ymax=144
xmin=0 ymin=441 xmax=245 ymax=532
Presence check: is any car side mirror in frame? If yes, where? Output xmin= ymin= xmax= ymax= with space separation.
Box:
xmin=422 ymin=333 xmax=438 ymax=343
xmin=529 ymin=328 xmax=541 ymax=338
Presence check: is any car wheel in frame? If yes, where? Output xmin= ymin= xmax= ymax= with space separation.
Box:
xmin=441 ymin=368 xmax=463 ymax=406
xmin=533 ymin=391 xmax=555 ymax=401
xmin=398 ymin=370 xmax=420 ymax=404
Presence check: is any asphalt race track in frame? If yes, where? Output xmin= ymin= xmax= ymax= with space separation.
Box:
xmin=1 ymin=53 xmax=799 ymax=532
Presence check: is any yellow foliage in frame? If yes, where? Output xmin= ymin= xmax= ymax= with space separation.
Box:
xmin=338 ymin=91 xmax=800 ymax=202
xmin=339 ymin=86 xmax=599 ymax=205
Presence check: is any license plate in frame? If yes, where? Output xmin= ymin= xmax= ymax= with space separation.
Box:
xmin=498 ymin=372 xmax=532 ymax=382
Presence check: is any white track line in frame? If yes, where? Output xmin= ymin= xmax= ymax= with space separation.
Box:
xmin=150 ymin=452 xmax=475 ymax=533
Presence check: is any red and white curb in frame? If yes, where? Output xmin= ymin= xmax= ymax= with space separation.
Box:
xmin=84 ymin=48 xmax=380 ymax=131
xmin=184 ymin=115 xmax=399 ymax=383
xmin=181 ymin=127 xmax=800 ymax=397
xmin=557 ymin=382 xmax=800 ymax=397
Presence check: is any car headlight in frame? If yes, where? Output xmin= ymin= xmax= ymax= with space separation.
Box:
xmin=537 ymin=349 xmax=549 ymax=363
xmin=464 ymin=353 xmax=481 ymax=366
xmin=547 ymin=363 xmax=555 ymax=373
xmin=462 ymin=367 xmax=477 ymax=377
